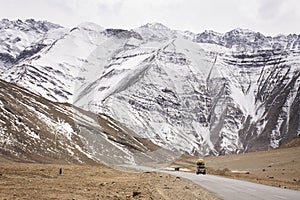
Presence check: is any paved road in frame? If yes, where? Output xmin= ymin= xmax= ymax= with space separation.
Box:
xmin=122 ymin=165 xmax=300 ymax=200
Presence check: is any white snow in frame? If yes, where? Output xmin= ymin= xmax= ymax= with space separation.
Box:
xmin=56 ymin=118 xmax=73 ymax=140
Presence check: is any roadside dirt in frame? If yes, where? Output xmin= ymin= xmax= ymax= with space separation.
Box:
xmin=171 ymin=143 xmax=300 ymax=191
xmin=0 ymin=163 xmax=218 ymax=200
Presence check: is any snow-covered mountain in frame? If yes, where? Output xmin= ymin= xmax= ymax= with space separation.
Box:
xmin=1 ymin=19 xmax=299 ymax=157
xmin=0 ymin=19 xmax=65 ymax=70
xmin=191 ymin=28 xmax=300 ymax=51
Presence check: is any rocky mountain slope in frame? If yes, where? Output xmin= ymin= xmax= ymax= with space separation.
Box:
xmin=0 ymin=19 xmax=65 ymax=71
xmin=0 ymin=19 xmax=299 ymax=157
xmin=0 ymin=79 xmax=174 ymax=165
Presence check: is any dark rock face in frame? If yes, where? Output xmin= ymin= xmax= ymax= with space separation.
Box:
xmin=104 ymin=29 xmax=143 ymax=40
xmin=15 ymin=43 xmax=47 ymax=62
xmin=0 ymin=53 xmax=14 ymax=66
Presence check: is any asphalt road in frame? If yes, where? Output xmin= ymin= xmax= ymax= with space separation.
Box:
xmin=122 ymin=165 xmax=300 ymax=200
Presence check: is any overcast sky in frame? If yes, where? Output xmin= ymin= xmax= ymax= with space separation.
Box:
xmin=0 ymin=0 xmax=299 ymax=36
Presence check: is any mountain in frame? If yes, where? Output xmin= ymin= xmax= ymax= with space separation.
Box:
xmin=0 ymin=79 xmax=176 ymax=164
xmin=0 ymin=19 xmax=299 ymax=157
xmin=192 ymin=28 xmax=300 ymax=51
xmin=0 ymin=19 xmax=65 ymax=70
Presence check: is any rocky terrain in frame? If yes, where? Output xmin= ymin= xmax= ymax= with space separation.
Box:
xmin=0 ymin=163 xmax=218 ymax=200
xmin=0 ymin=19 xmax=299 ymax=158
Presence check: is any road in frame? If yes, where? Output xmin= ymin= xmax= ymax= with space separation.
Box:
xmin=122 ymin=165 xmax=300 ymax=200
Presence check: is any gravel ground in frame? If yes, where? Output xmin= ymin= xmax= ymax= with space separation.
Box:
xmin=0 ymin=163 xmax=218 ymax=200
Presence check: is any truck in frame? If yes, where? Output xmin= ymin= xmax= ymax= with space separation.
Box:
xmin=196 ymin=159 xmax=206 ymax=175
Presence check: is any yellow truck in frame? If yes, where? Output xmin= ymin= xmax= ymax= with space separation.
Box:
xmin=196 ymin=159 xmax=206 ymax=175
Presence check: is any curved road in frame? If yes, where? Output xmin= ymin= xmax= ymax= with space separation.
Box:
xmin=122 ymin=165 xmax=300 ymax=200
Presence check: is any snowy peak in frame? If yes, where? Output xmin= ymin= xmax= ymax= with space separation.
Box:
xmin=194 ymin=30 xmax=223 ymax=45
xmin=135 ymin=22 xmax=175 ymax=41
xmin=75 ymin=22 xmax=104 ymax=32
xmin=227 ymin=27 xmax=255 ymax=34
xmin=194 ymin=28 xmax=300 ymax=51
xmin=0 ymin=18 xmax=62 ymax=32
xmin=140 ymin=22 xmax=170 ymax=30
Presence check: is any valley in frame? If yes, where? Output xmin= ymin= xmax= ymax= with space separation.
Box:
xmin=0 ymin=18 xmax=300 ymax=199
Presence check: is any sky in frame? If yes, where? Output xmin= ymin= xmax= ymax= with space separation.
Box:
xmin=0 ymin=0 xmax=299 ymax=36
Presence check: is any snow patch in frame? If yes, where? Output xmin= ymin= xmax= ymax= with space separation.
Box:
xmin=56 ymin=118 xmax=73 ymax=140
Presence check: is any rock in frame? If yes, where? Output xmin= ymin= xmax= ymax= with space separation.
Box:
xmin=133 ymin=191 xmax=141 ymax=197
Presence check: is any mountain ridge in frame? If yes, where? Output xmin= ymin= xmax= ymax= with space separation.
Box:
xmin=0 ymin=78 xmax=176 ymax=165
xmin=0 ymin=18 xmax=299 ymax=158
